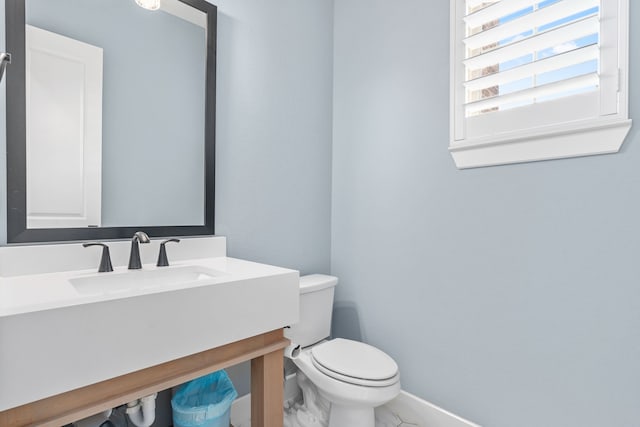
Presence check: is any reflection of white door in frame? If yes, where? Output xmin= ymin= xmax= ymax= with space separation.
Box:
xmin=26 ymin=25 xmax=103 ymax=229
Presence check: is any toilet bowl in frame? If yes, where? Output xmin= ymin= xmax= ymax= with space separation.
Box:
xmin=285 ymin=275 xmax=401 ymax=427
xmin=294 ymin=339 xmax=401 ymax=427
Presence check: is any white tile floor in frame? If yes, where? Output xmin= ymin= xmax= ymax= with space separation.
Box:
xmin=232 ymin=404 xmax=422 ymax=427
xmin=230 ymin=373 xmax=479 ymax=427
xmin=230 ymin=379 xmax=425 ymax=427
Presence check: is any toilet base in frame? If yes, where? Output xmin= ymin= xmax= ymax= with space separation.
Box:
xmin=328 ymin=403 xmax=375 ymax=427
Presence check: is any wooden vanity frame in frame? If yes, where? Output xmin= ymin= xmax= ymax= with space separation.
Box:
xmin=0 ymin=330 xmax=288 ymax=427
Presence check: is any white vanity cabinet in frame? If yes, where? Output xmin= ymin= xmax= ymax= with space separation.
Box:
xmin=0 ymin=237 xmax=299 ymax=427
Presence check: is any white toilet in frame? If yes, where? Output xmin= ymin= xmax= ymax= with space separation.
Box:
xmin=285 ymin=274 xmax=401 ymax=427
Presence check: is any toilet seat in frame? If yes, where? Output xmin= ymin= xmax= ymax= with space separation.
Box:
xmin=310 ymin=339 xmax=399 ymax=387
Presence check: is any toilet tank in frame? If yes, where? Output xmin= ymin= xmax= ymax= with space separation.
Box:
xmin=284 ymin=274 xmax=338 ymax=348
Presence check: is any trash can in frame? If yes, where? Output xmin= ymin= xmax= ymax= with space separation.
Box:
xmin=172 ymin=370 xmax=238 ymax=427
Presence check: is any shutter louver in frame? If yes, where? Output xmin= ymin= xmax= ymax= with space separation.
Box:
xmin=463 ymin=0 xmax=601 ymax=117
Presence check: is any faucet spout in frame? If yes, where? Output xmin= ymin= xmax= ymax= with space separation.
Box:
xmin=0 ymin=53 xmax=11 ymax=84
xmin=128 ymin=231 xmax=150 ymax=269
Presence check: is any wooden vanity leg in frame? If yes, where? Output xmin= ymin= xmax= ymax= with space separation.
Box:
xmin=251 ymin=349 xmax=284 ymax=427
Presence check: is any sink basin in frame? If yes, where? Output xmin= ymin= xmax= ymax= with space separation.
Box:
xmin=70 ymin=266 xmax=223 ymax=295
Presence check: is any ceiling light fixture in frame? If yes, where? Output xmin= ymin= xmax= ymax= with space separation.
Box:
xmin=135 ymin=0 xmax=161 ymax=11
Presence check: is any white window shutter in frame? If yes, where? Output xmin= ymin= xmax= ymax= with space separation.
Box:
xmin=449 ymin=0 xmax=631 ymax=169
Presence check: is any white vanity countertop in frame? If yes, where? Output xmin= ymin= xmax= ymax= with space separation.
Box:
xmin=0 ymin=236 xmax=235 ymax=317
xmin=0 ymin=256 xmax=294 ymax=317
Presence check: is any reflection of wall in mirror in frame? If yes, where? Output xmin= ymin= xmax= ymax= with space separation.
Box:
xmin=26 ymin=0 xmax=207 ymax=228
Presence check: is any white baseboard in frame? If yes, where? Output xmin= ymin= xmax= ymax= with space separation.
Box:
xmin=230 ymin=385 xmax=480 ymax=427
xmin=382 ymin=390 xmax=481 ymax=427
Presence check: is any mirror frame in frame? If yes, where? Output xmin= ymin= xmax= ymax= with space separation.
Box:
xmin=5 ymin=0 xmax=216 ymax=244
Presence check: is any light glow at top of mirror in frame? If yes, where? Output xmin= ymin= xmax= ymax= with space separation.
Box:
xmin=136 ymin=0 xmax=161 ymax=11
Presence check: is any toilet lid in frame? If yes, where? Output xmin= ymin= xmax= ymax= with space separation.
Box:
xmin=311 ymin=338 xmax=398 ymax=384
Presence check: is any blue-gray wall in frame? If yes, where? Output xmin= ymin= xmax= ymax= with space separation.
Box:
xmin=331 ymin=1 xmax=640 ymax=427
xmin=4 ymin=1 xmax=639 ymax=426
xmin=209 ymin=0 xmax=334 ymax=397
xmin=214 ymin=0 xmax=334 ymax=274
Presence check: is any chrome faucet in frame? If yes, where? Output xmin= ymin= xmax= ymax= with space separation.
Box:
xmin=128 ymin=231 xmax=150 ymax=269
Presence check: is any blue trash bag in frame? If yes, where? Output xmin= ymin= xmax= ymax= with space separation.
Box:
xmin=172 ymin=370 xmax=238 ymax=427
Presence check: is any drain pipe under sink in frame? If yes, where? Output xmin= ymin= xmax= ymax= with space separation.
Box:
xmin=126 ymin=393 xmax=157 ymax=427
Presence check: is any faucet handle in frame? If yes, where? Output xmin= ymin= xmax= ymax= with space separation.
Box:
xmin=82 ymin=242 xmax=113 ymax=273
xmin=157 ymin=239 xmax=180 ymax=267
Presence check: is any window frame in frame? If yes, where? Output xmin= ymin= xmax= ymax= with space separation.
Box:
xmin=449 ymin=0 xmax=631 ymax=169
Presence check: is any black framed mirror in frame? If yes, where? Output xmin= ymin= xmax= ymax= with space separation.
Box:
xmin=5 ymin=0 xmax=216 ymax=244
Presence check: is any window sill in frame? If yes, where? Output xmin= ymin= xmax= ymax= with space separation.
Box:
xmin=449 ymin=118 xmax=633 ymax=169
